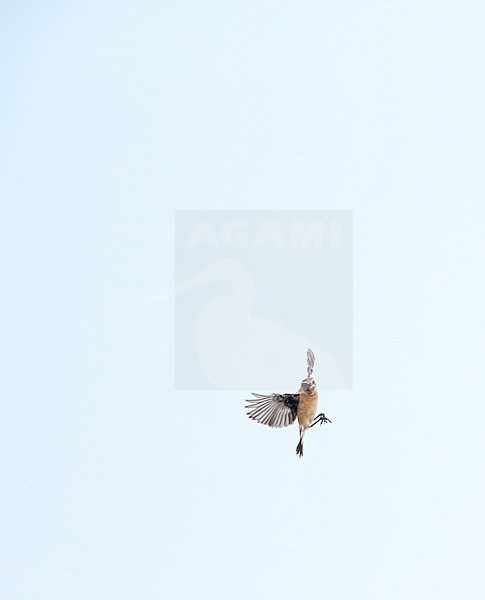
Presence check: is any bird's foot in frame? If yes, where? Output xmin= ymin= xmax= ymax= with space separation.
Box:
xmin=311 ymin=413 xmax=332 ymax=427
xmin=295 ymin=439 xmax=304 ymax=457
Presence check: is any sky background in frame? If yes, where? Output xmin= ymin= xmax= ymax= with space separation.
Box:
xmin=1 ymin=1 xmax=484 ymax=599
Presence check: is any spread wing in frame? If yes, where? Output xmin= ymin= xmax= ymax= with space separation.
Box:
xmin=246 ymin=392 xmax=300 ymax=428
xmin=307 ymin=348 xmax=315 ymax=377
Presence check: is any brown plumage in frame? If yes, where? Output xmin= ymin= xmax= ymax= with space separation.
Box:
xmin=246 ymin=349 xmax=331 ymax=457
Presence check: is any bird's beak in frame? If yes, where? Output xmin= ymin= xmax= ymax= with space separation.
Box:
xmin=138 ymin=268 xmax=216 ymax=306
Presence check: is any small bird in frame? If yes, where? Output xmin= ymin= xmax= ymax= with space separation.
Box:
xmin=246 ymin=349 xmax=331 ymax=457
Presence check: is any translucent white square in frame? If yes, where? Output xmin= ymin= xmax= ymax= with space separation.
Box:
xmin=174 ymin=210 xmax=352 ymax=390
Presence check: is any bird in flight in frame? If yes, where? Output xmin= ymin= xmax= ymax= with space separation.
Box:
xmin=246 ymin=349 xmax=331 ymax=457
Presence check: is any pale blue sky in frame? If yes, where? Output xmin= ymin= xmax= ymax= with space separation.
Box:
xmin=1 ymin=2 xmax=484 ymax=599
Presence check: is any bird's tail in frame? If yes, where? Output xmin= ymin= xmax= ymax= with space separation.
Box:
xmin=296 ymin=427 xmax=305 ymax=457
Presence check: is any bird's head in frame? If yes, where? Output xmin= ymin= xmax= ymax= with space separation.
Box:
xmin=300 ymin=377 xmax=316 ymax=393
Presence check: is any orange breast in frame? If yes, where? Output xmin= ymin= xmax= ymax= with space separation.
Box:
xmin=298 ymin=390 xmax=318 ymax=429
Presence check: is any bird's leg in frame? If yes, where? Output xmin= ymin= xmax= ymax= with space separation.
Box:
xmin=310 ymin=413 xmax=332 ymax=427
xmin=295 ymin=426 xmax=305 ymax=457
